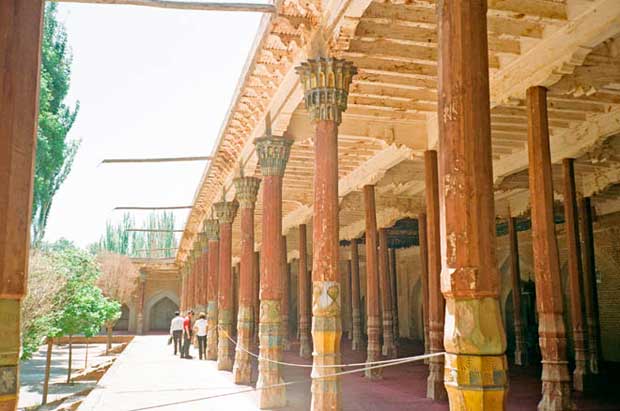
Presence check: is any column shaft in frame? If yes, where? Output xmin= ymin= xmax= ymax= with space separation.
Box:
xmin=215 ymin=201 xmax=238 ymax=371
xmin=379 ymin=228 xmax=396 ymax=358
xmin=343 ymin=259 xmax=353 ymax=340
xmin=579 ymin=197 xmax=602 ymax=374
xmin=527 ymin=86 xmax=571 ymax=410
xmin=563 ymin=158 xmax=590 ymax=391
xmin=437 ymin=1 xmax=508 ymax=407
xmin=281 ymin=235 xmax=290 ymax=351
xmin=389 ymin=248 xmax=399 ymax=341
xmin=424 ymin=151 xmax=446 ymax=400
xmin=136 ymin=273 xmax=147 ymax=335
xmin=508 ymin=217 xmax=527 ymax=366
xmin=206 ymin=236 xmax=219 ymax=360
xmin=364 ymin=185 xmax=382 ymax=379
xmin=253 ymin=251 xmax=260 ymax=343
xmin=298 ymin=224 xmax=312 ymax=358
xmin=418 ymin=214 xmax=430 ymax=357
xmin=350 ymin=239 xmax=363 ymax=350
xmin=310 ymin=119 xmax=342 ymax=408
xmin=0 ymin=2 xmax=44 ymax=409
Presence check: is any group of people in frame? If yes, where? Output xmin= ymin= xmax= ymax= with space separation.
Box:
xmin=169 ymin=310 xmax=208 ymax=359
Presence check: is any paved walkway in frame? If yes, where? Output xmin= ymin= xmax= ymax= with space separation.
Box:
xmin=78 ymin=336 xmax=260 ymax=411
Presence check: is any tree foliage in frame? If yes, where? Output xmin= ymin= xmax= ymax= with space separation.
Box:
xmin=91 ymin=212 xmax=178 ymax=258
xmin=32 ymin=2 xmax=80 ymax=246
xmin=96 ymin=252 xmax=140 ymax=305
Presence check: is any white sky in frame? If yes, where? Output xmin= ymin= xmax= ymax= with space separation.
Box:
xmin=44 ymin=2 xmax=263 ymax=248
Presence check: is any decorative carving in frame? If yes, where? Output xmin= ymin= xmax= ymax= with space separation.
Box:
xmin=254 ymin=135 xmax=293 ymax=176
xmin=213 ymin=200 xmax=239 ymax=225
xmin=233 ymin=176 xmax=261 ymax=207
xmin=203 ymin=219 xmax=219 ymax=240
xmin=296 ymin=57 xmax=357 ymax=124
xmin=0 ymin=366 xmax=17 ymax=396
xmin=312 ymin=281 xmax=340 ymax=317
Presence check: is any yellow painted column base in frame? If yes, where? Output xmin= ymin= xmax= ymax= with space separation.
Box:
xmin=444 ymin=353 xmax=508 ymax=411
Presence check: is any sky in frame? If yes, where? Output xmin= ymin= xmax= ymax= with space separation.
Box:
xmin=44 ymin=2 xmax=263 ymax=248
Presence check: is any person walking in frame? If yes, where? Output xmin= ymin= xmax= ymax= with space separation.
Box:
xmin=169 ymin=311 xmax=184 ymax=356
xmin=194 ymin=312 xmax=208 ymax=360
xmin=181 ymin=311 xmax=194 ymax=359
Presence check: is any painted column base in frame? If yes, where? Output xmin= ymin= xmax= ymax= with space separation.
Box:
xmin=538 ymin=362 xmax=572 ymax=411
xmin=257 ymin=300 xmax=286 ymax=409
xmin=572 ymin=332 xmax=592 ymax=392
xmin=351 ymin=311 xmax=362 ymax=351
xmin=513 ymin=340 xmax=527 ymax=366
xmin=217 ymin=309 xmax=234 ymax=371
xmin=233 ymin=306 xmax=253 ymax=385
xmin=300 ymin=334 xmax=312 ymax=359
xmin=427 ymin=355 xmax=447 ymax=400
xmin=365 ymin=315 xmax=382 ymax=380
xmin=444 ymin=353 xmax=508 ymax=409
xmin=311 ymin=282 xmax=342 ymax=411
xmin=282 ymin=315 xmax=290 ymax=351
xmin=0 ymin=299 xmax=20 ymax=411
xmin=381 ymin=312 xmax=397 ymax=359
xmin=424 ymin=338 xmax=430 ymax=364
xmin=206 ymin=301 xmax=218 ymax=361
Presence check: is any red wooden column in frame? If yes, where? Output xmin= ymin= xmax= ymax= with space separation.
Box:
xmin=508 ymin=217 xmax=526 ymax=366
xmin=527 ymin=86 xmax=571 ymax=409
xmin=437 ymin=0 xmax=509 ymax=407
xmin=194 ymin=242 xmax=203 ymax=310
xmin=424 ymin=150 xmax=446 ymax=400
xmin=418 ymin=214 xmax=430 ymax=358
xmin=297 ymin=57 xmax=356 ymax=410
xmin=180 ymin=267 xmax=187 ymax=312
xmin=343 ymin=259 xmax=353 ymax=340
xmin=389 ymin=247 xmax=399 ymax=341
xmin=254 ymin=124 xmax=292 ymax=409
xmin=204 ymin=219 xmax=220 ymax=360
xmin=136 ymin=270 xmax=147 ymax=335
xmin=298 ymin=224 xmax=312 ymax=358
xmin=0 ymin=2 xmax=44 ymax=409
xmin=350 ymin=238 xmax=363 ymax=350
xmin=253 ymin=251 xmax=260 ymax=343
xmin=232 ymin=175 xmax=261 ymax=384
xmin=214 ymin=199 xmax=239 ymax=371
xmin=378 ymin=228 xmax=397 ymax=358
xmin=363 ymin=185 xmax=382 ymax=379
xmin=563 ymin=158 xmax=591 ymax=391
xmin=200 ymin=233 xmax=209 ymax=310
xmin=281 ymin=235 xmax=291 ymax=351
xmin=580 ymin=197 xmax=602 ymax=374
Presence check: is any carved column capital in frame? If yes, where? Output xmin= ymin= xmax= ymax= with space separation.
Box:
xmin=214 ymin=200 xmax=239 ymax=225
xmin=295 ymin=57 xmax=357 ymax=125
xmin=139 ymin=270 xmax=147 ymax=283
xmin=254 ymin=135 xmax=293 ymax=177
xmin=204 ymin=219 xmax=220 ymax=240
xmin=233 ymin=176 xmax=261 ymax=208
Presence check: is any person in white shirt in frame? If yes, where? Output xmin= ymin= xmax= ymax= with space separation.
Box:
xmin=193 ymin=312 xmax=208 ymax=360
xmin=169 ymin=311 xmax=185 ymax=356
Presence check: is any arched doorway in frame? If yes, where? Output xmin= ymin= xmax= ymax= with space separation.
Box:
xmin=114 ymin=304 xmax=130 ymax=331
xmin=149 ymin=297 xmax=178 ymax=331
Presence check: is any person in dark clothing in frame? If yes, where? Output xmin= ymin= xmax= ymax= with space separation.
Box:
xmin=194 ymin=312 xmax=207 ymax=360
xmin=170 ymin=311 xmax=184 ymax=356
xmin=181 ymin=311 xmax=194 ymax=359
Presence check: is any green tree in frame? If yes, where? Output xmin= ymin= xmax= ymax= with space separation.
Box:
xmin=32 ymin=2 xmax=80 ymax=246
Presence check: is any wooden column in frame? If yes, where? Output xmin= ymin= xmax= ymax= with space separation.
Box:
xmin=563 ymin=158 xmax=591 ymax=391
xmin=424 ymin=150 xmax=446 ymax=400
xmin=379 ymin=228 xmax=397 ymax=358
xmin=527 ymin=86 xmax=571 ymax=410
xmin=343 ymin=259 xmax=353 ymax=340
xmin=508 ymin=217 xmax=527 ymax=366
xmin=579 ymin=197 xmax=602 ymax=374
xmin=214 ymin=200 xmax=239 ymax=371
xmin=281 ymin=235 xmax=290 ymax=351
xmin=350 ymin=238 xmax=363 ymax=350
xmin=200 ymin=233 xmax=209 ymax=309
xmin=232 ymin=175 xmax=260 ymax=384
xmin=0 ymin=3 xmax=44 ymax=408
xmin=389 ymin=247 xmax=399 ymax=340
xmin=363 ymin=185 xmax=382 ymax=379
xmin=253 ymin=251 xmax=260 ymax=343
xmin=298 ymin=224 xmax=312 ymax=358
xmin=254 ymin=125 xmax=292 ymax=409
xmin=136 ymin=271 xmax=147 ymax=335
xmin=180 ymin=267 xmax=187 ymax=312
xmin=297 ymin=57 xmax=356 ymax=410
xmin=418 ymin=214 xmax=430 ymax=358
xmin=437 ymin=1 xmax=509 ymax=408
xmin=205 ymin=219 xmax=220 ymax=360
